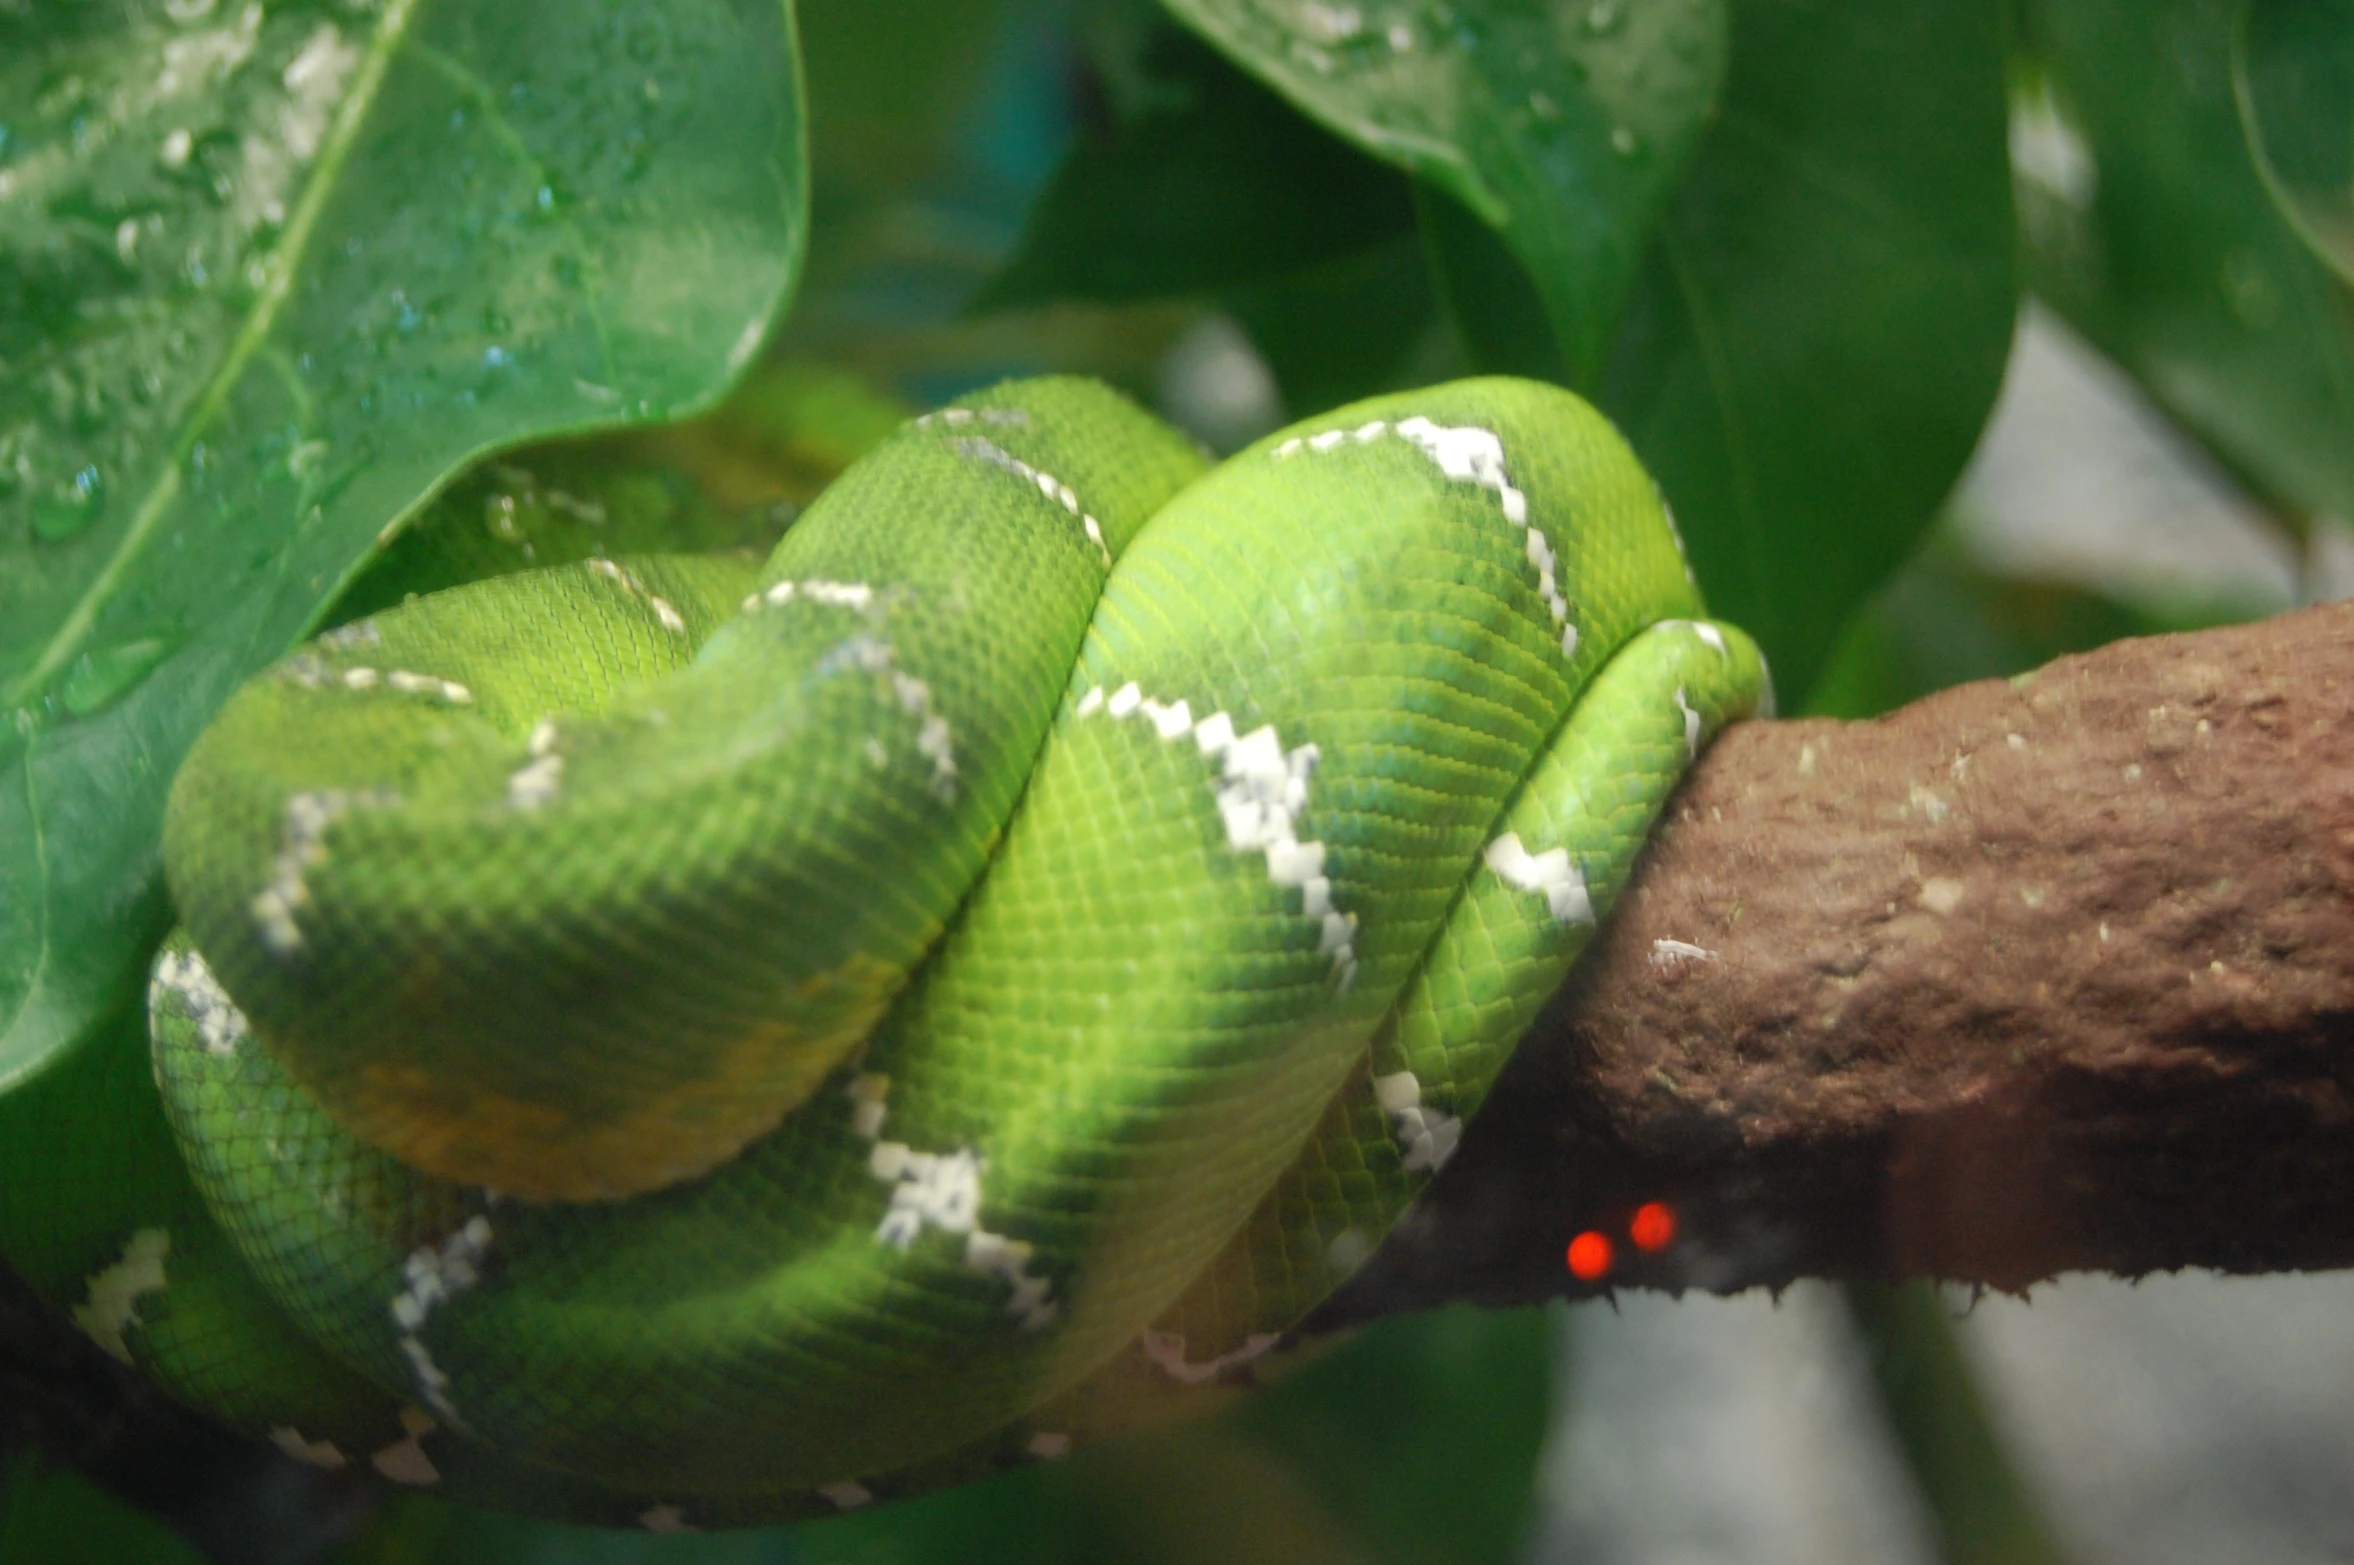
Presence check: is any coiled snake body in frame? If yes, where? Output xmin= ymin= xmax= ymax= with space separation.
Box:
xmin=56 ymin=377 xmax=1763 ymax=1527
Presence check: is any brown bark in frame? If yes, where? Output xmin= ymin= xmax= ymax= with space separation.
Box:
xmin=1326 ymin=598 xmax=2354 ymax=1326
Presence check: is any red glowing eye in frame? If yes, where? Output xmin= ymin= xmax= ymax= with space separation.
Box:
xmin=1629 ymin=1201 xmax=1677 ymax=1253
xmin=1566 ymin=1230 xmax=1614 ymax=1281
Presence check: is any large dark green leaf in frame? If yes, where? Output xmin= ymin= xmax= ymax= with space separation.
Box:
xmin=2019 ymin=0 xmax=2354 ymax=526
xmin=0 ymin=1448 xmax=206 ymax=1565
xmin=1158 ymin=0 xmax=1728 ymax=385
xmin=0 ymin=0 xmax=807 ymax=1086
xmin=1595 ymin=0 xmax=2017 ymax=703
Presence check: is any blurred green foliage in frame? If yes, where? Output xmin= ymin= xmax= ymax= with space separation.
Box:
xmin=2016 ymin=0 xmax=2354 ymax=530
xmin=0 ymin=1449 xmax=207 ymax=1565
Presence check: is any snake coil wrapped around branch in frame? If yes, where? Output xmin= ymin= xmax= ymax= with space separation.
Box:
xmin=62 ymin=376 xmax=1764 ymax=1528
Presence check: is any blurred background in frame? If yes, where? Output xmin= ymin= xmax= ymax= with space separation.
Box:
xmin=5 ymin=0 xmax=2352 ymax=1559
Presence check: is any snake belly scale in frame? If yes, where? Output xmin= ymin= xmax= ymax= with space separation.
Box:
xmin=105 ymin=375 xmax=1769 ymax=1525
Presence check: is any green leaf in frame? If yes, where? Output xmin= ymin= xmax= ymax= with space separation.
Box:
xmin=2018 ymin=0 xmax=2354 ymax=525
xmin=1845 ymin=1283 xmax=2070 ymax=1565
xmin=1595 ymin=0 xmax=2018 ymax=704
xmin=980 ymin=29 xmax=1416 ymax=309
xmin=1157 ymin=0 xmax=1729 ymax=385
xmin=2234 ymin=0 xmax=2354 ymax=287
xmin=1224 ymin=234 xmax=1449 ymax=417
xmin=0 ymin=0 xmax=808 ymax=1087
xmin=1418 ymin=180 xmax=1571 ymax=383
xmin=0 ymin=1448 xmax=207 ymax=1565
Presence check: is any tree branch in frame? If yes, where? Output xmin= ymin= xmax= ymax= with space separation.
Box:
xmin=1327 ymin=599 xmax=2354 ymax=1325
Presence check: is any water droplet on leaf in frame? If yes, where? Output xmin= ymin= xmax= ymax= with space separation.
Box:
xmin=32 ymin=465 xmax=103 ymax=541
xmin=59 ymin=638 xmax=172 ymax=717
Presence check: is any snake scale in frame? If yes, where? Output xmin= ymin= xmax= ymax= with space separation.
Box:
xmin=8 ymin=375 xmax=1766 ymax=1529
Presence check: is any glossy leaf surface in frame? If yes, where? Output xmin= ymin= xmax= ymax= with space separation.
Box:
xmin=0 ymin=0 xmax=807 ymax=1084
xmin=1159 ymin=0 xmax=1728 ymax=384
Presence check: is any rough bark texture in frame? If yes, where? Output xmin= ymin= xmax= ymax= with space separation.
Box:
xmin=1325 ymin=597 xmax=2354 ymax=1325
xmin=6 ymin=602 xmax=2350 ymax=1536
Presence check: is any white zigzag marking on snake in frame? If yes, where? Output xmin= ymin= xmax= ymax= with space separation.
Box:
xmin=1483 ymin=833 xmax=1595 ymax=926
xmin=1075 ymin=684 xmax=1357 ymax=990
xmin=506 ymin=718 xmax=564 ymax=810
xmin=1326 ymin=1228 xmax=1374 ymax=1273
xmin=741 ymin=578 xmax=879 ymax=614
xmin=252 ymin=788 xmax=399 ymax=955
xmin=72 ymin=1228 xmax=169 ymax=1362
xmin=1654 ymin=618 xmax=1729 ymax=656
xmin=912 ymin=406 xmax=1031 ymax=430
xmin=588 ymin=559 xmax=687 ymax=635
xmin=947 ymin=435 xmax=1110 ymax=565
xmin=1373 ymin=1069 xmax=1462 ymax=1173
xmin=287 ymin=663 xmax=472 ymax=703
xmin=1139 ymin=1328 xmax=1281 ymax=1385
xmin=369 ymin=1405 xmax=440 ymax=1486
xmin=389 ymin=1215 xmax=493 ymax=1426
xmin=270 ymin=1426 xmax=349 ymax=1469
xmin=803 ymin=636 xmax=960 ymax=802
xmin=846 ymin=1074 xmax=1059 ymax=1330
xmin=152 ymin=947 xmax=251 ymax=1056
xmin=727 ymin=600 xmax=964 ymax=799
xmin=1274 ymin=416 xmax=1577 ymax=657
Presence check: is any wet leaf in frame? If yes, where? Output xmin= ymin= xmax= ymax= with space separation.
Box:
xmin=0 ymin=0 xmax=807 ymax=1085
xmin=1158 ymin=0 xmax=1729 ymax=385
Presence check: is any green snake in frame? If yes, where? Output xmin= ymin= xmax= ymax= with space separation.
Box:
xmin=8 ymin=375 xmax=1765 ymax=1529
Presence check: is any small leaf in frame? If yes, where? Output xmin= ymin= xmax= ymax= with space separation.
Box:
xmin=1158 ymin=0 xmax=1730 ymax=385
xmin=2234 ymin=0 xmax=2354 ymax=287
xmin=0 ymin=0 xmax=808 ymax=1086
